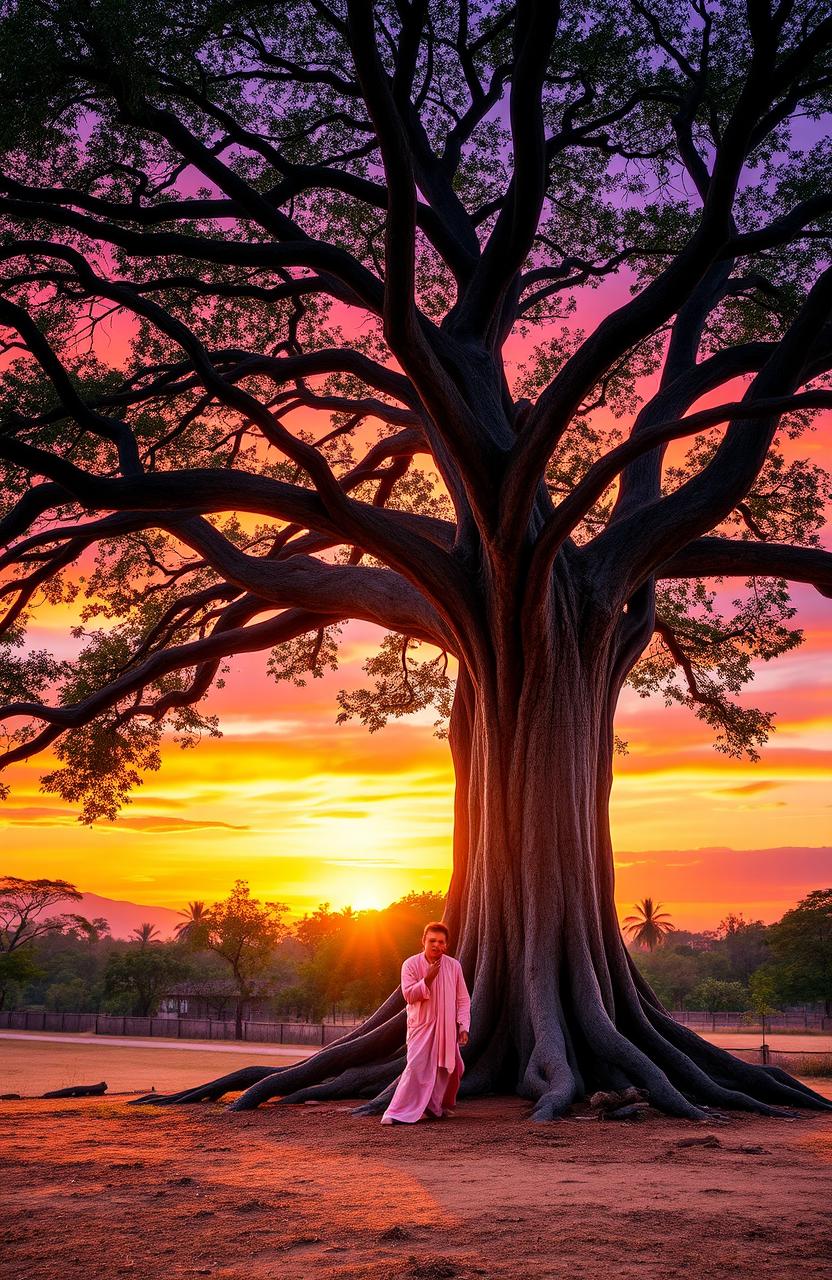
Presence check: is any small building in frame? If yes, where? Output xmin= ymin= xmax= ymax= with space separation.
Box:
xmin=158 ymin=979 xmax=275 ymax=1022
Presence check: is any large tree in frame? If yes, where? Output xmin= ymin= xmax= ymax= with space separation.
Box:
xmin=0 ymin=0 xmax=831 ymax=1119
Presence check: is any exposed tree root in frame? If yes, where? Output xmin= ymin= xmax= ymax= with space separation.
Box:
xmin=131 ymin=1066 xmax=280 ymax=1106
xmin=275 ymin=1058 xmax=405 ymax=1106
xmin=130 ymin=968 xmax=831 ymax=1121
xmin=351 ymin=1078 xmax=400 ymax=1116
xmin=643 ymin=1004 xmax=832 ymax=1112
xmin=132 ymin=1008 xmax=832 ymax=1119
xmin=226 ymin=1011 xmax=407 ymax=1110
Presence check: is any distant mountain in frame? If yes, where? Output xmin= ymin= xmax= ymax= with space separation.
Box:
xmin=55 ymin=892 xmax=184 ymax=940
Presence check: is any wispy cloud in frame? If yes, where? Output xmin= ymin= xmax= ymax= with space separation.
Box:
xmin=0 ymin=806 xmax=248 ymax=833
xmin=719 ymin=781 xmax=780 ymax=796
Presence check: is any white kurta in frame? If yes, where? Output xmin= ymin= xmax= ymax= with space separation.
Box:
xmin=382 ymin=953 xmax=471 ymax=1124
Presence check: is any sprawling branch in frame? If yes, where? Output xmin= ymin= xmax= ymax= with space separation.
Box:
xmin=524 ymin=389 xmax=832 ymax=612
xmin=452 ymin=0 xmax=559 ymax=341
xmin=0 ymin=605 xmax=340 ymax=770
xmin=500 ymin=20 xmax=827 ymax=543
xmin=658 ymin=538 xmax=832 ymax=599
xmin=0 ymin=0 xmax=828 ymax=837
xmin=594 ymin=265 xmax=832 ymax=595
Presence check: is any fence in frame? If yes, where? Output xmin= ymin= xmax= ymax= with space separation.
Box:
xmin=713 ymin=1045 xmax=832 ymax=1078
xmin=0 ymin=1009 xmax=360 ymax=1046
xmin=672 ymin=1010 xmax=832 ymax=1033
xmin=2 ymin=1009 xmax=831 ymax=1063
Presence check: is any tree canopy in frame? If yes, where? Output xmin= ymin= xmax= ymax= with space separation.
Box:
xmin=181 ymin=879 xmax=290 ymax=1034
xmin=0 ymin=0 xmax=828 ymax=814
xmin=622 ymin=897 xmax=676 ymax=950
xmin=0 ymin=875 xmax=81 ymax=951
xmin=104 ymin=941 xmax=189 ymax=1016
xmin=765 ymin=888 xmax=832 ymax=1011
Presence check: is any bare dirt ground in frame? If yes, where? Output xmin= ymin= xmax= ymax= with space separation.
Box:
xmin=3 ymin=1082 xmax=831 ymax=1280
xmin=0 ymin=1034 xmax=312 ymax=1095
xmin=698 ymin=1033 xmax=832 ymax=1052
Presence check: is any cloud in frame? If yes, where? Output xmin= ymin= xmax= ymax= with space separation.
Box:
xmin=0 ymin=806 xmax=249 ymax=834
xmin=0 ymin=806 xmax=80 ymax=827
xmin=216 ymin=717 xmax=307 ymax=737
xmin=300 ymin=808 xmax=372 ymax=822
xmin=115 ymin=816 xmax=251 ymax=833
xmin=720 ymin=781 xmax=781 ymax=796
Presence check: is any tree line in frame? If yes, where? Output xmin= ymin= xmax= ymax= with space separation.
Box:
xmin=1 ymin=875 xmax=829 ymax=1033
xmin=0 ymin=875 xmax=447 ymax=1032
xmin=627 ymin=892 xmax=832 ymax=1017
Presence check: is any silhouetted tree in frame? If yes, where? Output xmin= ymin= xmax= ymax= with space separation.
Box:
xmin=294 ymin=904 xmax=356 ymax=958
xmin=716 ymin=912 xmax=770 ymax=985
xmin=174 ymin=901 xmax=210 ymax=943
xmin=131 ymin=922 xmax=161 ymax=948
xmin=688 ymin=977 xmax=749 ymax=1013
xmin=0 ymin=1 xmax=831 ymax=1118
xmin=104 ymin=944 xmax=189 ymax=1017
xmin=766 ymin=889 xmax=832 ymax=1014
xmin=0 ymin=877 xmax=82 ymax=967
xmin=64 ymin=915 xmax=112 ymax=947
xmin=623 ymin=898 xmax=676 ymax=951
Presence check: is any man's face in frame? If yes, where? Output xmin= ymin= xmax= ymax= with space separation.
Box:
xmin=423 ymin=930 xmax=448 ymax=962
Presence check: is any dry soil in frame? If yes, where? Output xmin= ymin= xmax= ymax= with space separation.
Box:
xmin=2 ymin=1082 xmax=831 ymax=1280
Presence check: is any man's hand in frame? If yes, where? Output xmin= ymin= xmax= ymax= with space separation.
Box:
xmin=458 ymin=1029 xmax=469 ymax=1047
xmin=424 ymin=958 xmax=442 ymax=987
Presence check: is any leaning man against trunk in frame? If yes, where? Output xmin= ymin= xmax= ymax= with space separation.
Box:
xmin=382 ymin=922 xmax=471 ymax=1125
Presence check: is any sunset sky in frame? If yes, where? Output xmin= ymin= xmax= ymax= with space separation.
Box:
xmin=2 ymin=562 xmax=830 ymax=930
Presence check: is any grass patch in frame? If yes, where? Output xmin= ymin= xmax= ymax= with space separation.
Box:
xmin=771 ymin=1052 xmax=832 ymax=1080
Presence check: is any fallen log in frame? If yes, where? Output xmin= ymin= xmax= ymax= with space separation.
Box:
xmin=42 ymin=1081 xmax=107 ymax=1098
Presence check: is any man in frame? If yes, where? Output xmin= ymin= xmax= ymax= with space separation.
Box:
xmin=381 ymin=921 xmax=471 ymax=1125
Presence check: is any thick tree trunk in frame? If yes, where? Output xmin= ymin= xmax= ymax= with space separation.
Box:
xmin=136 ymin=599 xmax=831 ymax=1117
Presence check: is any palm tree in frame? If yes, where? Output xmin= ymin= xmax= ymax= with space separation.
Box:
xmin=622 ymin=899 xmax=675 ymax=952
xmin=132 ymin=922 xmax=160 ymax=948
xmin=174 ymin=901 xmax=209 ymax=944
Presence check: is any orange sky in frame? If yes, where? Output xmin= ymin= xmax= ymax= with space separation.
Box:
xmin=2 ymin=581 xmax=830 ymax=930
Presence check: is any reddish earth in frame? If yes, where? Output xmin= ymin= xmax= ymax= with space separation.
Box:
xmin=3 ymin=1088 xmax=831 ymax=1280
